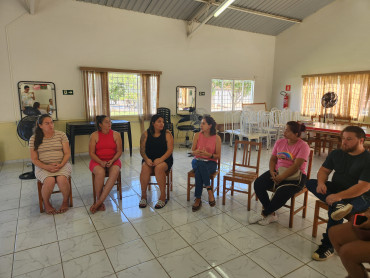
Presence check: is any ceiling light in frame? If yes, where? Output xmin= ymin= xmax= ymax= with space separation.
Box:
xmin=214 ymin=0 xmax=235 ymax=17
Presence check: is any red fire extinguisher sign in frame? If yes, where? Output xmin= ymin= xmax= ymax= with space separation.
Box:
xmin=286 ymin=85 xmax=291 ymax=91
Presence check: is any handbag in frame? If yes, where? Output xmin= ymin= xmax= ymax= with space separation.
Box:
xmin=278 ymin=166 xmax=301 ymax=181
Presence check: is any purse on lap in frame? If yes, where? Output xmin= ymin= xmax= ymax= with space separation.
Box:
xmin=278 ymin=166 xmax=301 ymax=181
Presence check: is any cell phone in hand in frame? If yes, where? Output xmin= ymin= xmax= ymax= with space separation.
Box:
xmin=353 ymin=214 xmax=368 ymax=226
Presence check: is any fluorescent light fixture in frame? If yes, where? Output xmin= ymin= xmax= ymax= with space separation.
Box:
xmin=214 ymin=0 xmax=235 ymax=17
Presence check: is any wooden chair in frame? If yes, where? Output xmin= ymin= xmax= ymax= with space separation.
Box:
xmin=37 ymin=176 xmax=73 ymax=213
xmin=148 ymin=169 xmax=172 ymax=200
xmin=312 ymin=200 xmax=329 ymax=237
xmin=268 ymin=149 xmax=314 ymax=228
xmin=311 ymin=199 xmax=354 ymax=237
xmin=306 ymin=115 xmax=325 ymax=155
xmin=364 ymin=142 xmax=370 ymax=151
xmin=92 ymin=170 xmax=122 ymax=202
xmin=333 ymin=116 xmax=351 ymax=125
xmin=187 ymin=158 xmax=221 ymax=201
xmin=222 ymin=140 xmax=262 ymax=210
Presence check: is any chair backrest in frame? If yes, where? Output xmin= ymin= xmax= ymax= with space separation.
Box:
xmin=306 ymin=149 xmax=314 ymax=179
xmin=232 ymin=140 xmax=262 ymax=175
xmin=157 ymin=107 xmax=171 ymax=124
xmin=333 ymin=116 xmax=351 ymax=125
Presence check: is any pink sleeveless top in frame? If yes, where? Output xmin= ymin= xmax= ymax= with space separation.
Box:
xmin=195 ymin=132 xmax=217 ymax=162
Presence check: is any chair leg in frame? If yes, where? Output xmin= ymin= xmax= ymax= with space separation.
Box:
xmin=231 ymin=181 xmax=234 ymax=196
xmin=68 ymin=177 xmax=73 ymax=208
xmin=247 ymin=188 xmax=251 ymax=211
xmin=187 ymin=174 xmax=191 ymax=202
xmin=117 ymin=173 xmax=122 ymax=200
xmin=289 ymin=197 xmax=295 ymax=228
xmin=92 ymin=173 xmax=96 ymax=203
xmin=222 ymin=179 xmax=227 ymax=205
xmin=302 ymin=190 xmax=308 ymax=218
xmin=216 ymin=173 xmax=220 ymax=196
xmin=166 ymin=172 xmax=170 ymax=200
xmin=170 ymin=170 xmax=173 ymax=191
xmin=37 ymin=181 xmax=44 ymax=213
xmin=312 ymin=201 xmax=320 ymax=237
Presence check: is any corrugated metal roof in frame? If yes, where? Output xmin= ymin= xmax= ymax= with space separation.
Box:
xmin=77 ymin=0 xmax=335 ymax=36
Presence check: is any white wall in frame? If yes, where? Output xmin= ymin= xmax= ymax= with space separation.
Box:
xmin=271 ymin=0 xmax=370 ymax=111
xmin=1 ymin=0 xmax=276 ymax=123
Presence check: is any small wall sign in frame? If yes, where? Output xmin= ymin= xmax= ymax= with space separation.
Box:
xmin=285 ymin=85 xmax=291 ymax=91
xmin=63 ymin=90 xmax=73 ymax=95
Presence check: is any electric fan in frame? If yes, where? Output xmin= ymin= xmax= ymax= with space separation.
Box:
xmin=321 ymin=92 xmax=338 ymax=123
xmin=17 ymin=116 xmax=38 ymax=179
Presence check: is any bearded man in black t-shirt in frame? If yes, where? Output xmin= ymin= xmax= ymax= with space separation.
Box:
xmin=306 ymin=125 xmax=370 ymax=261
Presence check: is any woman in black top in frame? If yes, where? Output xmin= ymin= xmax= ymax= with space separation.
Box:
xmin=139 ymin=114 xmax=174 ymax=209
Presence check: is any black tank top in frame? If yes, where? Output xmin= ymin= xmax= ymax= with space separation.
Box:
xmin=145 ymin=130 xmax=173 ymax=168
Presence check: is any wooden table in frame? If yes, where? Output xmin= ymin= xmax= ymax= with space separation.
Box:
xmin=305 ymin=122 xmax=370 ymax=138
xmin=66 ymin=120 xmax=132 ymax=164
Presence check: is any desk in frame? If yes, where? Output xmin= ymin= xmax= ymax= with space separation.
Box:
xmin=66 ymin=120 xmax=132 ymax=164
xmin=305 ymin=122 xmax=370 ymax=138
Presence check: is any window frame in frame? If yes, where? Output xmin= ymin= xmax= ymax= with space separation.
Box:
xmin=211 ymin=78 xmax=255 ymax=112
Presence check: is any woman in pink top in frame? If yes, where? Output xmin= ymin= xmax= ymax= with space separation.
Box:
xmin=249 ymin=121 xmax=310 ymax=225
xmin=89 ymin=115 xmax=122 ymax=213
xmin=191 ymin=115 xmax=221 ymax=212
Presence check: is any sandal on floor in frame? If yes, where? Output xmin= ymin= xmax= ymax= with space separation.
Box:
xmin=155 ymin=199 xmax=167 ymax=209
xmin=139 ymin=199 xmax=147 ymax=208
xmin=192 ymin=199 xmax=202 ymax=212
xmin=207 ymin=188 xmax=216 ymax=207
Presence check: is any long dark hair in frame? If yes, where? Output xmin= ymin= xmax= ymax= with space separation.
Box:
xmin=33 ymin=114 xmax=52 ymax=150
xmin=148 ymin=114 xmax=165 ymax=135
xmin=203 ymin=115 xmax=217 ymax=136
xmin=95 ymin=115 xmax=108 ymax=131
xmin=286 ymin=121 xmax=306 ymax=137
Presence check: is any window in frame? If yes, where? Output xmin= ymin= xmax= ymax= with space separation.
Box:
xmin=301 ymin=73 xmax=370 ymax=120
xmin=109 ymin=73 xmax=142 ymax=116
xmin=211 ymin=79 xmax=254 ymax=111
xmin=81 ymin=67 xmax=161 ymax=125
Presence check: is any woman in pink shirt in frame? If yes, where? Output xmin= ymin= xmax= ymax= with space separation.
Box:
xmin=191 ymin=115 xmax=221 ymax=212
xmin=249 ymin=121 xmax=310 ymax=225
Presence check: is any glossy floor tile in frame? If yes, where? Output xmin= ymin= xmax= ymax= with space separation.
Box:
xmin=0 ymin=145 xmax=348 ymax=277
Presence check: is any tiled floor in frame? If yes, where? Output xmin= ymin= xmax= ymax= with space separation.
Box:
xmin=0 ymin=144 xmax=349 ymax=278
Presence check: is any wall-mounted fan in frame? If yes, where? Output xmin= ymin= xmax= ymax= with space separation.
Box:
xmin=321 ymin=92 xmax=338 ymax=123
xmin=17 ymin=116 xmax=38 ymax=179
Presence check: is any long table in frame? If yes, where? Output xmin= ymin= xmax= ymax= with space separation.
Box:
xmin=66 ymin=120 xmax=132 ymax=164
xmin=305 ymin=122 xmax=370 ymax=138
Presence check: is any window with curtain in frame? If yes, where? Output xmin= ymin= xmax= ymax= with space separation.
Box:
xmin=109 ymin=73 xmax=142 ymax=116
xmin=211 ymin=79 xmax=254 ymax=112
xmin=301 ymin=72 xmax=370 ymax=120
xmin=81 ymin=67 xmax=161 ymax=128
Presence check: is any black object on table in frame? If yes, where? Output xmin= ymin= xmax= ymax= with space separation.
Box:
xmin=66 ymin=120 xmax=132 ymax=164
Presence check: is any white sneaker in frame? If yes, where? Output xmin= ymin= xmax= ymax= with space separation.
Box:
xmin=249 ymin=212 xmax=264 ymax=224
xmin=258 ymin=214 xmax=278 ymax=226
xmin=331 ymin=203 xmax=353 ymax=221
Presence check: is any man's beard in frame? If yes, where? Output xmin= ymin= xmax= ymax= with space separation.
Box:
xmin=341 ymin=141 xmax=359 ymax=153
